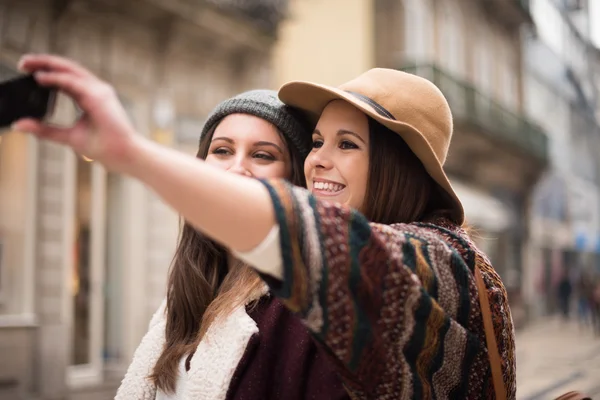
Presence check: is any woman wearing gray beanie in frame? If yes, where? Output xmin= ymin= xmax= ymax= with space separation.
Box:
xmin=116 ymin=90 xmax=349 ymax=399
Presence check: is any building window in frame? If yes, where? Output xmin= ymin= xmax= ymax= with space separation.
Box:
xmin=0 ymin=131 xmax=34 ymax=311
xmin=474 ymin=29 xmax=493 ymax=96
xmin=72 ymin=154 xmax=93 ymax=365
xmin=404 ymin=0 xmax=434 ymax=62
xmin=437 ymin=2 xmax=465 ymax=77
xmin=0 ymin=65 xmax=32 ymax=314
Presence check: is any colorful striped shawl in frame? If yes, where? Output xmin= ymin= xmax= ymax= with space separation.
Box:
xmin=259 ymin=179 xmax=516 ymax=400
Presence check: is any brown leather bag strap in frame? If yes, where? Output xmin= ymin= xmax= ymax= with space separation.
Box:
xmin=475 ymin=266 xmax=507 ymax=400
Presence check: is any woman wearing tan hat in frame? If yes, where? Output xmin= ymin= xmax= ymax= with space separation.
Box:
xmin=15 ymin=54 xmax=515 ymax=399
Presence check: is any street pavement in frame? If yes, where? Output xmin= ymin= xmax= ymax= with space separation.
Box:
xmin=516 ymin=316 xmax=600 ymax=399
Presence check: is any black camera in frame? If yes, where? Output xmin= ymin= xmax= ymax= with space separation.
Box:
xmin=0 ymin=74 xmax=57 ymax=130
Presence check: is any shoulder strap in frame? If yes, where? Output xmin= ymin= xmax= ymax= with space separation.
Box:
xmin=475 ymin=266 xmax=507 ymax=400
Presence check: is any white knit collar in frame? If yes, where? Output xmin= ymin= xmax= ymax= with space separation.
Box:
xmin=115 ymin=285 xmax=269 ymax=400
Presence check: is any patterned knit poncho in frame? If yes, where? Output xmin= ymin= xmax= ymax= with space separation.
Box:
xmin=258 ymin=179 xmax=517 ymax=400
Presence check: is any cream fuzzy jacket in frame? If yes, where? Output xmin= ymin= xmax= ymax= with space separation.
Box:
xmin=114 ymin=287 xmax=268 ymax=400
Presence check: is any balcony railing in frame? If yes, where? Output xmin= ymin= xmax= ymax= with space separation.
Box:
xmin=401 ymin=64 xmax=548 ymax=162
xmin=479 ymin=0 xmax=534 ymax=26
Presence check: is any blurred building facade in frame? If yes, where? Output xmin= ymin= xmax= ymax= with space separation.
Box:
xmin=523 ymin=0 xmax=600 ymax=319
xmin=2 ymin=0 xmax=598 ymax=398
xmin=0 ymin=0 xmax=284 ymax=398
xmin=382 ymin=0 xmax=548 ymax=327
xmin=275 ymin=0 xmax=549 ymax=326
xmin=272 ymin=0 xmax=375 ymax=87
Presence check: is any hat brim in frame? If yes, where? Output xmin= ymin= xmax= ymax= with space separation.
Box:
xmin=279 ymin=81 xmax=465 ymax=224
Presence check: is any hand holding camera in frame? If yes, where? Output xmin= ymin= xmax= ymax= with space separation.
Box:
xmin=6 ymin=54 xmax=141 ymax=174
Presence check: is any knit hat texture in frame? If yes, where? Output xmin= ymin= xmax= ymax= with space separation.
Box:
xmin=200 ymin=90 xmax=312 ymax=158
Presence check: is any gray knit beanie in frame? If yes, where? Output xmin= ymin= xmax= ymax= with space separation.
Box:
xmin=200 ymin=89 xmax=312 ymax=158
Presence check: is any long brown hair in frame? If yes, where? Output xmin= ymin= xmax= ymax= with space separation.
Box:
xmin=362 ymin=118 xmax=455 ymax=225
xmin=151 ymin=123 xmax=306 ymax=393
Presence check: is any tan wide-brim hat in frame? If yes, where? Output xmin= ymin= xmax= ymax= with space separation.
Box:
xmin=278 ymin=68 xmax=465 ymax=224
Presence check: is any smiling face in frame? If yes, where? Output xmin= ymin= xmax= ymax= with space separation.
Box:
xmin=304 ymin=100 xmax=370 ymax=211
xmin=204 ymin=113 xmax=291 ymax=179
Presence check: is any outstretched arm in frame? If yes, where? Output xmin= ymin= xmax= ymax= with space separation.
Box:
xmin=14 ymin=54 xmax=282 ymax=272
xmin=128 ymin=137 xmax=277 ymax=254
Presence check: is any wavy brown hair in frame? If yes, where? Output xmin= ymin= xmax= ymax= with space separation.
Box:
xmin=151 ymin=123 xmax=307 ymax=394
xmin=362 ymin=118 xmax=455 ymax=225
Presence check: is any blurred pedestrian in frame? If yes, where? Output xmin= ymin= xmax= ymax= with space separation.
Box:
xmin=557 ymin=271 xmax=572 ymax=321
xmin=576 ymin=271 xmax=594 ymax=328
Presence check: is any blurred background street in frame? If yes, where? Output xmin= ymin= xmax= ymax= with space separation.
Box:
xmin=1 ymin=0 xmax=600 ymax=399
xmin=517 ymin=318 xmax=600 ymax=399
